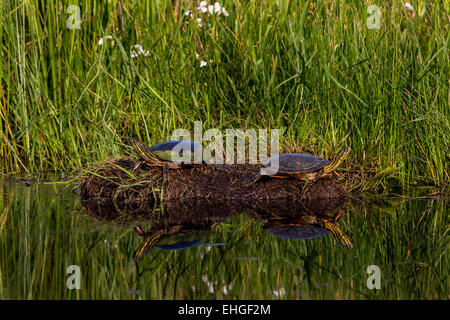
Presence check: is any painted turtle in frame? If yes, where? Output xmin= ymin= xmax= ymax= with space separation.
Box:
xmin=132 ymin=224 xmax=215 ymax=262
xmin=129 ymin=138 xmax=230 ymax=180
xmin=265 ymin=212 xmax=353 ymax=248
xmin=132 ymin=225 xmax=180 ymax=262
xmin=243 ymin=147 xmax=350 ymax=185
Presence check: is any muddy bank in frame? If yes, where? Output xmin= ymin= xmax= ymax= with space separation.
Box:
xmin=80 ymin=157 xmax=348 ymax=206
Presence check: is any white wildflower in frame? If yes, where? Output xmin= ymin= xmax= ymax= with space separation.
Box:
xmin=405 ymin=2 xmax=414 ymax=11
xmin=222 ymin=280 xmax=233 ymax=295
xmin=131 ymin=44 xmax=149 ymax=58
xmin=193 ymin=2 xmax=229 ymax=16
xmin=213 ymin=2 xmax=222 ymax=14
xmin=202 ymin=275 xmax=216 ymax=294
xmin=198 ymin=1 xmax=208 ymax=13
xmin=98 ymin=35 xmax=114 ymax=46
xmin=273 ymin=287 xmax=286 ymax=298
xmin=221 ymin=7 xmax=229 ymax=16
xmin=195 ymin=52 xmax=208 ymax=67
xmin=222 ymin=285 xmax=228 ymax=295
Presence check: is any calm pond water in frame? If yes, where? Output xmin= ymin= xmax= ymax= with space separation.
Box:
xmin=0 ymin=179 xmax=448 ymax=299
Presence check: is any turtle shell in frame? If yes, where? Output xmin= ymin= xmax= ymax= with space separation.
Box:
xmin=150 ymin=140 xmax=202 ymax=162
xmin=156 ymin=240 xmax=203 ymax=250
xmin=155 ymin=229 xmax=209 ymax=250
xmin=263 ymin=153 xmax=330 ymax=173
xmin=267 ymin=225 xmax=330 ymax=240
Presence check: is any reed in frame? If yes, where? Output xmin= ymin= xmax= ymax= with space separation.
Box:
xmin=0 ymin=0 xmax=448 ymax=189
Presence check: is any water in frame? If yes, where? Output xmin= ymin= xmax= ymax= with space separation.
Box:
xmin=0 ymin=179 xmax=448 ymax=299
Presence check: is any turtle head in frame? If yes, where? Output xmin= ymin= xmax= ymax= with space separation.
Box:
xmin=133 ymin=229 xmax=165 ymax=262
xmin=322 ymin=146 xmax=350 ymax=175
xmin=324 ymin=221 xmax=354 ymax=248
xmin=129 ymin=138 xmax=159 ymax=163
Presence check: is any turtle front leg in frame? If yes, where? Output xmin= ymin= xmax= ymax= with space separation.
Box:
xmin=333 ymin=170 xmax=345 ymax=181
xmin=130 ymin=160 xmax=143 ymax=173
xmin=162 ymin=163 xmax=170 ymax=181
xmin=214 ymin=164 xmax=232 ymax=172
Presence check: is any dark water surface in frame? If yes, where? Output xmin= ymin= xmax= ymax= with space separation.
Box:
xmin=0 ymin=179 xmax=448 ymax=299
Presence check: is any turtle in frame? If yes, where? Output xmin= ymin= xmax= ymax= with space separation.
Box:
xmin=132 ymin=225 xmax=181 ymax=262
xmin=243 ymin=147 xmax=351 ymax=186
xmin=132 ymin=224 xmax=215 ymax=262
xmin=264 ymin=212 xmax=353 ymax=248
xmin=129 ymin=138 xmax=230 ymax=180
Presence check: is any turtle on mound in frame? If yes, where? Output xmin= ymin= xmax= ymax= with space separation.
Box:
xmin=129 ymin=138 xmax=230 ymax=180
xmin=244 ymin=147 xmax=351 ymax=185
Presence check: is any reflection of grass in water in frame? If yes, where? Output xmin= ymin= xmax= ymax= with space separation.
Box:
xmin=0 ymin=182 xmax=448 ymax=299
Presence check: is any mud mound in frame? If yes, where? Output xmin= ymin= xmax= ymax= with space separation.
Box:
xmin=79 ymin=157 xmax=348 ymax=206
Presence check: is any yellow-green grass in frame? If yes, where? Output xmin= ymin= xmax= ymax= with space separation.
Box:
xmin=0 ymin=0 xmax=448 ymax=189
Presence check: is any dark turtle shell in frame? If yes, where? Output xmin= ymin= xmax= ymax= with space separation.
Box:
xmin=267 ymin=225 xmax=330 ymax=240
xmin=150 ymin=140 xmax=202 ymax=162
xmin=262 ymin=153 xmax=330 ymax=173
xmin=155 ymin=229 xmax=210 ymax=250
xmin=156 ymin=240 xmax=203 ymax=250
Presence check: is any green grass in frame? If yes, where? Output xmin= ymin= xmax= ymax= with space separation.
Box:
xmin=0 ymin=0 xmax=449 ymax=188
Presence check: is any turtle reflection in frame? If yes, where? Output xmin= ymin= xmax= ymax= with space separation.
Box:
xmin=133 ymin=221 xmax=217 ymax=262
xmin=80 ymin=197 xmax=352 ymax=261
xmin=132 ymin=210 xmax=353 ymax=262
xmin=260 ymin=211 xmax=353 ymax=248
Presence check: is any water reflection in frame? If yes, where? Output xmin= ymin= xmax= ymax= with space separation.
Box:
xmin=1 ymin=179 xmax=447 ymax=299
xmin=256 ymin=212 xmax=353 ymax=248
xmin=81 ymin=196 xmax=353 ymax=262
xmin=133 ymin=222 xmax=216 ymax=261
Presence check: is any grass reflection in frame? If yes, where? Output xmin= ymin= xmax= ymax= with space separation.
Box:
xmin=0 ymin=180 xmax=448 ymax=299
